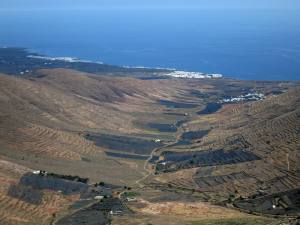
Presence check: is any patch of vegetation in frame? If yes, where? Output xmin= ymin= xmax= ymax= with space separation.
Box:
xmin=94 ymin=181 xmax=105 ymax=187
xmin=156 ymin=149 xmax=260 ymax=173
xmin=158 ymin=100 xmax=198 ymax=109
xmin=123 ymin=186 xmax=132 ymax=190
xmin=192 ymin=217 xmax=276 ymax=225
xmin=197 ymin=102 xmax=222 ymax=115
xmin=148 ymin=123 xmax=178 ymax=132
xmin=81 ymin=157 xmax=92 ymax=162
xmin=234 ymin=188 xmax=300 ymax=216
xmin=121 ymin=191 xmax=140 ymax=198
xmin=85 ymin=133 xmax=162 ymax=155
xmin=20 ymin=173 xmax=88 ymax=195
xmin=8 ymin=184 xmax=43 ymax=205
xmin=46 ymin=172 xmax=89 ymax=184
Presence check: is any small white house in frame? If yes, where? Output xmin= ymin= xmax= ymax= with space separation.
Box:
xmin=126 ymin=197 xmax=137 ymax=202
xmin=94 ymin=196 xmax=104 ymax=200
xmin=160 ymin=162 xmax=167 ymax=166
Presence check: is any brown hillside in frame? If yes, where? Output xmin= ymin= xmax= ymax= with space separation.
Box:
xmin=0 ymin=68 xmax=299 ymax=224
xmin=151 ymin=88 xmax=300 ymax=206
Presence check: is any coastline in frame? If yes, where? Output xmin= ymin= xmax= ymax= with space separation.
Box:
xmin=1 ymin=46 xmax=299 ymax=82
xmin=0 ymin=46 xmax=224 ymax=80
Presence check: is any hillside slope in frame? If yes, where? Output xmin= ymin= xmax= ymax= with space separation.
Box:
xmin=150 ymin=88 xmax=300 ymax=215
xmin=0 ymin=67 xmax=299 ymax=224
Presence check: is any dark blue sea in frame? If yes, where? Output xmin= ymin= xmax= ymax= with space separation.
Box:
xmin=0 ymin=8 xmax=300 ymax=80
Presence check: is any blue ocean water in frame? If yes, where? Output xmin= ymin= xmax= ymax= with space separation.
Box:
xmin=0 ymin=8 xmax=300 ymax=80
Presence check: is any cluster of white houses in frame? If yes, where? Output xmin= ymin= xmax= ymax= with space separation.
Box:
xmin=220 ymin=92 xmax=265 ymax=103
xmin=166 ymin=70 xmax=223 ymax=79
xmin=27 ymin=55 xmax=104 ymax=64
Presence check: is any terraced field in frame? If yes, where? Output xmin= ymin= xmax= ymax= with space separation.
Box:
xmin=0 ymin=58 xmax=299 ymax=225
xmin=148 ymin=88 xmax=300 ymax=216
xmin=156 ymin=149 xmax=261 ymax=173
xmin=0 ymin=160 xmax=77 ymax=225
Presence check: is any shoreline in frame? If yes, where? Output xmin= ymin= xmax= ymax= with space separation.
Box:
xmin=0 ymin=46 xmax=224 ymax=80
xmin=1 ymin=46 xmax=300 ymax=82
